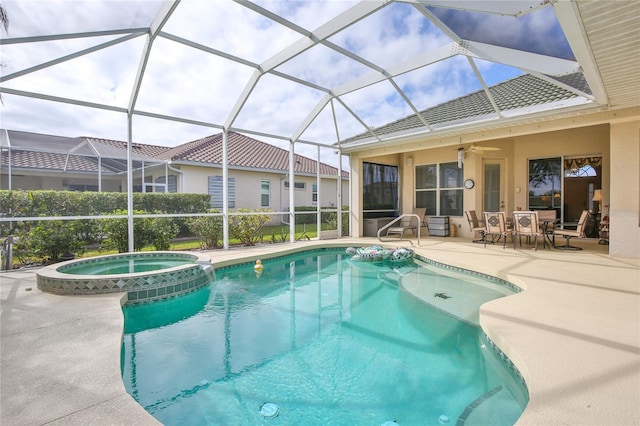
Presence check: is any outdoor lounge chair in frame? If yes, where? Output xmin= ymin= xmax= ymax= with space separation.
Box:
xmin=465 ymin=210 xmax=486 ymax=243
xmin=554 ymin=210 xmax=589 ymax=250
xmin=386 ymin=208 xmax=426 ymax=239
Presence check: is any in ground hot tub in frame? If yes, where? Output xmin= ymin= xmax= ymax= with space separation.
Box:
xmin=37 ymin=251 xmax=213 ymax=304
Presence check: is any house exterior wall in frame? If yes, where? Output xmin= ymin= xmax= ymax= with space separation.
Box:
xmin=609 ymin=120 xmax=640 ymax=259
xmin=176 ymin=164 xmax=348 ymax=218
xmin=349 ymin=107 xmax=638 ymax=258
xmin=353 ymin=128 xmax=609 ymax=237
xmin=0 ymin=171 xmax=124 ymax=192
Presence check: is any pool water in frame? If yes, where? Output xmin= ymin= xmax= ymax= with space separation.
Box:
xmin=121 ymin=249 xmax=527 ymax=425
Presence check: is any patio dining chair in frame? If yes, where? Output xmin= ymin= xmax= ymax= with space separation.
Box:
xmin=513 ymin=211 xmax=544 ymax=250
xmin=483 ymin=211 xmax=513 ymax=249
xmin=465 ymin=210 xmax=486 ymax=243
xmin=554 ymin=210 xmax=590 ymax=250
xmin=536 ymin=209 xmax=558 ymax=248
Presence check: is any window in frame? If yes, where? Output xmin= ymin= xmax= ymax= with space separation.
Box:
xmin=564 ymin=157 xmax=600 ymax=177
xmin=415 ymin=162 xmax=463 ymax=216
xmin=261 ymin=180 xmax=270 ymax=207
xmin=155 ymin=175 xmax=177 ymax=193
xmin=312 ymin=183 xmax=318 ymax=203
xmin=68 ymin=184 xmax=99 ymax=192
xmin=528 ymin=158 xmax=561 ymax=210
xmin=284 ymin=181 xmax=306 ymax=190
xmin=208 ymin=176 xmax=235 ymax=208
xmin=363 ymin=162 xmax=398 ymax=218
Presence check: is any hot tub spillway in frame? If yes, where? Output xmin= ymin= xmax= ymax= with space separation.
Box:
xmin=37 ymin=251 xmax=214 ymax=304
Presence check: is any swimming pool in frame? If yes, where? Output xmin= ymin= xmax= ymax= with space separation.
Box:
xmin=121 ymin=248 xmax=528 ymax=425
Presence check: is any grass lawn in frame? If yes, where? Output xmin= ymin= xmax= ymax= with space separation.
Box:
xmin=80 ymin=223 xmax=331 ymax=258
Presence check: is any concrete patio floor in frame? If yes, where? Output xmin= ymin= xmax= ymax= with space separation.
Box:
xmin=1 ymin=237 xmax=639 ymax=425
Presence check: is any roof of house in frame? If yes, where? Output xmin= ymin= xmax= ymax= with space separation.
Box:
xmin=1 ymin=129 xmax=348 ymax=178
xmin=158 ymin=132 xmax=348 ymax=178
xmin=344 ymin=72 xmax=591 ymax=143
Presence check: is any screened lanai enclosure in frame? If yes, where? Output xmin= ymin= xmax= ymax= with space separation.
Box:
xmin=1 ymin=0 xmax=638 ymax=255
xmin=1 ymin=129 xmax=169 ymax=192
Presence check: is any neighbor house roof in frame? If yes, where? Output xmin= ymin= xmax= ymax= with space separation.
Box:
xmin=161 ymin=132 xmax=348 ymax=178
xmin=1 ymin=129 xmax=348 ymax=179
xmin=0 ymin=150 xmax=119 ymax=174
xmin=0 ymin=129 xmax=164 ymax=175
xmin=344 ymin=72 xmax=592 ymax=144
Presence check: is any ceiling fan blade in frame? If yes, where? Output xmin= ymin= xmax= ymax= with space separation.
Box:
xmin=465 ymin=145 xmax=500 ymax=153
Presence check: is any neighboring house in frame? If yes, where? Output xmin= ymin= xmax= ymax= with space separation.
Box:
xmin=0 ymin=130 xmax=349 ymax=220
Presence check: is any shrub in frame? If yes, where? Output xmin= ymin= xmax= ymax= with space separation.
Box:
xmin=14 ymin=219 xmax=87 ymax=263
xmin=187 ymin=211 xmax=223 ymax=249
xmin=228 ymin=209 xmax=271 ymax=246
xmin=100 ymin=209 xmax=151 ymax=252
xmin=148 ymin=215 xmax=179 ymax=251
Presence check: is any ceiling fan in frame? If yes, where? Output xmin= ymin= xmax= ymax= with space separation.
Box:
xmin=463 ymin=144 xmax=501 ymax=154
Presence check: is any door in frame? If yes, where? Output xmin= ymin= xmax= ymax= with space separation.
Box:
xmin=483 ymin=159 xmax=505 ymax=212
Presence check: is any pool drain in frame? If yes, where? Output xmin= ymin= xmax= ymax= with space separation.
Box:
xmin=381 ymin=421 xmax=399 ymax=426
xmin=259 ymin=402 xmax=279 ymax=419
xmin=439 ymin=414 xmax=450 ymax=424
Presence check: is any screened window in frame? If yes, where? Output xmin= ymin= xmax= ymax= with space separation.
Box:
xmin=261 ymin=180 xmax=270 ymax=207
xmin=312 ymin=183 xmax=318 ymax=203
xmin=415 ymin=162 xmax=463 ymax=216
xmin=528 ymin=158 xmax=561 ymax=210
xmin=208 ymin=176 xmax=235 ymax=209
xmin=363 ymin=162 xmax=398 ymax=218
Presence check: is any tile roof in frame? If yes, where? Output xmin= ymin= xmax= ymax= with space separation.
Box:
xmin=84 ymin=137 xmax=171 ymax=159
xmin=1 ymin=150 xmax=119 ymax=174
xmin=163 ymin=132 xmax=347 ymax=178
xmin=345 ymin=72 xmax=591 ymax=143
xmin=1 ymin=130 xmax=347 ymax=178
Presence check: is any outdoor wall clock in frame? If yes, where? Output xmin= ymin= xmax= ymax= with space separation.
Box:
xmin=464 ymin=179 xmax=475 ymax=189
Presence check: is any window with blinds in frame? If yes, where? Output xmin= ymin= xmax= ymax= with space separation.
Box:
xmin=208 ymin=176 xmax=235 ymax=208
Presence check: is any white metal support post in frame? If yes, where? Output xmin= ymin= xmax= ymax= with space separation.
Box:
xmin=126 ymin=117 xmax=134 ymax=253
xmin=223 ymin=130 xmax=229 ymax=250
xmin=316 ymin=145 xmax=321 ymax=237
xmin=337 ymin=149 xmax=343 ymax=238
xmin=289 ymin=141 xmax=295 ymax=243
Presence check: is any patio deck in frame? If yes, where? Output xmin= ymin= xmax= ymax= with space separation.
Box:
xmin=1 ymin=237 xmax=638 ymax=425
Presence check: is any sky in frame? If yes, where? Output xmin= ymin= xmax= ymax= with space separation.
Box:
xmin=0 ymin=0 xmax=570 ymax=169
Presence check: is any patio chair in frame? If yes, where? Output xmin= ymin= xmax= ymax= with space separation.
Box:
xmin=465 ymin=210 xmax=486 ymax=243
xmin=513 ymin=211 xmax=544 ymax=250
xmin=386 ymin=208 xmax=426 ymax=239
xmin=536 ymin=209 xmax=558 ymax=248
xmin=554 ymin=210 xmax=590 ymax=250
xmin=483 ymin=211 xmax=513 ymax=249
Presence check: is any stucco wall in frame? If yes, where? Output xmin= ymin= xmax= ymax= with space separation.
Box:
xmin=179 ymin=165 xmax=348 ymax=212
xmin=0 ymin=172 xmax=124 ymax=192
xmin=609 ymin=121 xmax=640 ymax=258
